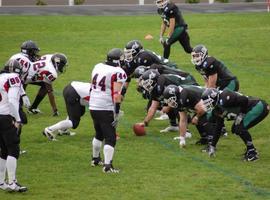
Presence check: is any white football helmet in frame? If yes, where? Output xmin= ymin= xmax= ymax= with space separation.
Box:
xmin=156 ymin=0 xmax=169 ymax=9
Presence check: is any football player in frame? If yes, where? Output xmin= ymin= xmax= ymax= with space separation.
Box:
xmin=156 ymin=0 xmax=193 ymax=59
xmin=202 ymin=88 xmax=269 ymax=161
xmin=89 ymin=48 xmax=127 ymax=173
xmin=43 ymin=81 xmax=91 ymax=141
xmin=10 ymin=40 xmax=40 ymax=74
xmin=0 ymin=59 xmax=27 ymax=192
xmin=163 ymin=84 xmax=212 ymax=147
xmin=136 ymin=69 xmax=198 ymax=133
xmin=191 ymin=44 xmax=240 ymax=136
xmin=24 ymin=53 xmax=68 ymax=116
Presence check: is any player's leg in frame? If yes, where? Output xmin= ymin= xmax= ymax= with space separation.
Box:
xmin=28 ymin=83 xmax=47 ymax=114
xmin=179 ymin=29 xmax=193 ymax=54
xmin=90 ymin=110 xmax=104 ymax=167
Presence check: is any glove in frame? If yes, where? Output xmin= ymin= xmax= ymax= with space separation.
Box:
xmin=159 ymin=37 xmax=164 ymax=44
xmin=235 ymin=113 xmax=244 ymax=125
xmin=111 ymin=114 xmax=120 ymax=128
xmin=22 ymin=95 xmax=31 ymax=108
xmin=52 ymin=109 xmax=59 ymax=116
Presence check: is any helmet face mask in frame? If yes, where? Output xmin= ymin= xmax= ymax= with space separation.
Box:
xmin=163 ymin=85 xmax=179 ymax=108
xmin=124 ymin=40 xmax=143 ymax=62
xmin=202 ymin=88 xmax=219 ymax=112
xmin=140 ymin=69 xmax=159 ymax=93
xmin=164 ymin=96 xmax=178 ymax=108
xmin=21 ymin=40 xmax=40 ymax=62
xmin=141 ymin=79 xmax=155 ymax=93
xmin=107 ymin=48 xmax=124 ymax=67
xmin=156 ymin=0 xmax=168 ymax=9
xmin=191 ymin=45 xmax=208 ymax=66
xmin=51 ymin=53 xmax=68 ymax=73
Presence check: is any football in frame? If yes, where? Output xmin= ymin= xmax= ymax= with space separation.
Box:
xmin=133 ymin=123 xmax=146 ymax=136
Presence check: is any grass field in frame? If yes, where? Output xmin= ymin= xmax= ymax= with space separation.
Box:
xmin=0 ymin=13 xmax=270 ymax=200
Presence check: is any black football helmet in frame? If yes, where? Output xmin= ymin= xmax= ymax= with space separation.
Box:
xmin=156 ymin=0 xmax=169 ymax=9
xmin=124 ymin=40 xmax=143 ymax=62
xmin=51 ymin=53 xmax=68 ymax=73
xmin=139 ymin=69 xmax=160 ymax=93
xmin=201 ymin=88 xmax=220 ymax=112
xmin=133 ymin=66 xmax=148 ymax=79
xmin=21 ymin=40 xmax=40 ymax=62
xmin=163 ymin=85 xmax=180 ymax=108
xmin=191 ymin=44 xmax=208 ymax=66
xmin=4 ymin=59 xmax=23 ymax=76
xmin=106 ymin=48 xmax=124 ymax=67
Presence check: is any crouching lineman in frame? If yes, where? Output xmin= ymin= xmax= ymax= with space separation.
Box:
xmin=24 ymin=53 xmax=68 ymax=116
xmin=89 ymin=48 xmax=127 ymax=173
xmin=0 ymin=60 xmax=27 ymax=192
xmin=202 ymin=88 xmax=269 ymax=161
xmin=163 ymin=84 xmax=212 ymax=148
xmin=43 ymin=81 xmax=91 ymax=141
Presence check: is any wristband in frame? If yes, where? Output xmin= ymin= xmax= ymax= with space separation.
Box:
xmin=143 ymin=121 xmax=148 ymax=127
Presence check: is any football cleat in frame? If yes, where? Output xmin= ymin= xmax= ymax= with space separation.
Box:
xmin=27 ymin=108 xmax=42 ymax=114
xmin=185 ymin=131 xmax=192 ymax=139
xmin=103 ymin=164 xmax=119 ymax=173
xmin=91 ymin=157 xmax=104 ymax=167
xmin=20 ymin=149 xmax=27 ymax=155
xmin=42 ymin=128 xmax=56 ymax=141
xmin=58 ymin=129 xmax=76 ymax=136
xmin=155 ymin=113 xmax=169 ymax=121
xmin=0 ymin=182 xmax=7 ymax=190
xmin=221 ymin=127 xmax=228 ymax=137
xmin=160 ymin=126 xmax=179 ymax=133
xmin=6 ymin=181 xmax=27 ymax=193
xmin=201 ymin=145 xmax=216 ymax=157
xmin=243 ymin=148 xmax=259 ymax=162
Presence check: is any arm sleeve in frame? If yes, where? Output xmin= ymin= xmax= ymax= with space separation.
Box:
xmin=8 ymin=87 xmax=21 ymax=122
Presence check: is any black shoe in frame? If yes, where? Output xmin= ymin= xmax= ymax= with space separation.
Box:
xmin=103 ymin=164 xmax=119 ymax=173
xmin=91 ymin=157 xmax=103 ymax=167
xmin=196 ymin=137 xmax=208 ymax=145
xmin=244 ymin=148 xmax=259 ymax=162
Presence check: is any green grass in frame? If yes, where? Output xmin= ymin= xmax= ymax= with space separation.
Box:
xmin=0 ymin=13 xmax=270 ymax=200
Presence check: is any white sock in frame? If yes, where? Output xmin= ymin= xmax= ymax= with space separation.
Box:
xmin=0 ymin=158 xmax=6 ymax=184
xmin=48 ymin=119 xmax=73 ymax=132
xmin=6 ymin=156 xmax=17 ymax=184
xmin=103 ymin=145 xmax=114 ymax=165
xmin=92 ymin=138 xmax=102 ymax=158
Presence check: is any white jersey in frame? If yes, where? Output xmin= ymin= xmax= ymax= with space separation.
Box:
xmin=0 ymin=72 xmax=21 ymax=121
xmin=71 ymin=81 xmax=91 ymax=106
xmin=10 ymin=53 xmax=32 ymax=81
xmin=25 ymin=54 xmax=58 ymax=84
xmin=89 ymin=63 xmax=127 ymax=111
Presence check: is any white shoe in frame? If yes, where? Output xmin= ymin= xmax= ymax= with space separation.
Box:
xmin=27 ymin=108 xmax=42 ymax=114
xmin=160 ymin=126 xmax=179 ymax=133
xmin=58 ymin=129 xmax=76 ymax=136
xmin=43 ymin=128 xmax=56 ymax=141
xmin=185 ymin=132 xmax=192 ymax=139
xmin=155 ymin=113 xmax=169 ymax=121
xmin=6 ymin=181 xmax=27 ymax=193
xmin=0 ymin=182 xmax=7 ymax=190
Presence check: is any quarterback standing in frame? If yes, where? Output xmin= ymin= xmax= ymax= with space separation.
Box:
xmin=89 ymin=48 xmax=127 ymax=173
xmin=156 ymin=0 xmax=193 ymax=59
